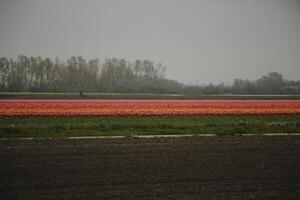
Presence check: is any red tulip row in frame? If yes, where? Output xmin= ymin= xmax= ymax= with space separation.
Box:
xmin=0 ymin=100 xmax=300 ymax=117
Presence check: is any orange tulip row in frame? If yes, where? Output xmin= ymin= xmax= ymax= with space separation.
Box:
xmin=1 ymin=102 xmax=300 ymax=117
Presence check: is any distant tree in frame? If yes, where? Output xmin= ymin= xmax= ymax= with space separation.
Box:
xmin=0 ymin=57 xmax=9 ymax=90
xmin=255 ymin=72 xmax=286 ymax=94
xmin=232 ymin=79 xmax=254 ymax=94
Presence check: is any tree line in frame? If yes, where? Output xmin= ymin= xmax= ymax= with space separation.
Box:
xmin=184 ymin=72 xmax=300 ymax=95
xmin=0 ymin=55 xmax=178 ymax=94
xmin=0 ymin=55 xmax=299 ymax=95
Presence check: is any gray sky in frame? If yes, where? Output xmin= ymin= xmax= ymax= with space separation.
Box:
xmin=0 ymin=0 xmax=299 ymax=84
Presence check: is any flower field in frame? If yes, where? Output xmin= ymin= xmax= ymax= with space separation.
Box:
xmin=1 ymin=99 xmax=300 ymax=117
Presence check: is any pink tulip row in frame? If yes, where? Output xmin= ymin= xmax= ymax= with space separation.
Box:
xmin=0 ymin=99 xmax=300 ymax=117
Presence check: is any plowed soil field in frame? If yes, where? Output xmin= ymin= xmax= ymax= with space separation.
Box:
xmin=1 ymin=136 xmax=299 ymax=199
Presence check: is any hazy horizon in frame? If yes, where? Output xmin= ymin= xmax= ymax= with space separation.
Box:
xmin=0 ymin=0 xmax=300 ymax=84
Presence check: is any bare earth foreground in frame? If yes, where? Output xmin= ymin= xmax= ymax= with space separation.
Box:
xmin=1 ymin=136 xmax=300 ymax=199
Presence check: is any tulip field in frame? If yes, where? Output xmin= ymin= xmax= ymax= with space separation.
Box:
xmin=1 ymin=99 xmax=300 ymax=117
xmin=0 ymin=98 xmax=300 ymax=138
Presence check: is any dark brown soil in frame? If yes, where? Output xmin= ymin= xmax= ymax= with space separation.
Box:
xmin=1 ymin=136 xmax=300 ymax=200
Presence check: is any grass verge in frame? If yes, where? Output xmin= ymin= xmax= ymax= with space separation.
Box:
xmin=1 ymin=92 xmax=300 ymax=100
xmin=0 ymin=116 xmax=299 ymax=138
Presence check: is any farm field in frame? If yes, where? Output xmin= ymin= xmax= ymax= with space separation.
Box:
xmin=1 ymin=136 xmax=299 ymax=199
xmin=0 ymin=98 xmax=300 ymax=138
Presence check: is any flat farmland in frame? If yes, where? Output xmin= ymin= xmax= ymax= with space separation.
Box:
xmin=1 ymin=136 xmax=300 ymax=199
xmin=1 ymin=99 xmax=300 ymax=138
xmin=1 ymin=96 xmax=299 ymax=199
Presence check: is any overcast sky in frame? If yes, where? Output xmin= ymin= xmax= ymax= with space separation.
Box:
xmin=0 ymin=0 xmax=299 ymax=84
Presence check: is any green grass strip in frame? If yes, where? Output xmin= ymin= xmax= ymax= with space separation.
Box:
xmin=1 ymin=116 xmax=299 ymax=138
xmin=1 ymin=92 xmax=300 ymax=100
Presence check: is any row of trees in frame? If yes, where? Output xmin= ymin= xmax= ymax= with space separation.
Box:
xmin=184 ymin=72 xmax=300 ymax=95
xmin=0 ymin=55 xmax=299 ymax=95
xmin=0 ymin=55 xmax=179 ymax=94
